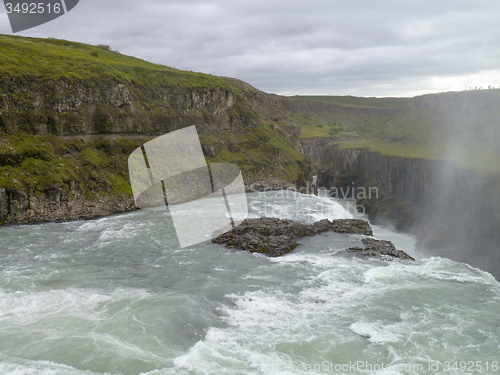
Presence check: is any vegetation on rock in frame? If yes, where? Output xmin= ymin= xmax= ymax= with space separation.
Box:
xmin=0 ymin=34 xmax=310 ymax=223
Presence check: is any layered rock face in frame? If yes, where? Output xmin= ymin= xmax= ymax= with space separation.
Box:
xmin=299 ymin=137 xmax=333 ymax=169
xmin=1 ymin=77 xmax=256 ymax=136
xmin=0 ymin=75 xmax=312 ymax=224
xmin=303 ymin=140 xmax=500 ymax=279
xmin=411 ymin=89 xmax=500 ymax=113
xmin=0 ymin=185 xmax=135 ymax=223
xmin=311 ymin=144 xmax=434 ymax=209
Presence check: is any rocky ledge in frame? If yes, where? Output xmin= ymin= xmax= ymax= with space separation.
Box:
xmin=212 ymin=217 xmax=373 ymax=257
xmin=0 ymin=187 xmax=136 ymax=224
xmin=344 ymin=238 xmax=415 ymax=260
xmin=212 ymin=217 xmax=414 ymax=260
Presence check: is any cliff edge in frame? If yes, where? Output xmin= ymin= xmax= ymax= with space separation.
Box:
xmin=0 ymin=35 xmax=311 ymax=224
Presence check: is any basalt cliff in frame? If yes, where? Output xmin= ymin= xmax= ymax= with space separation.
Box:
xmin=301 ymin=89 xmax=500 ymax=278
xmin=0 ymin=35 xmax=311 ymax=224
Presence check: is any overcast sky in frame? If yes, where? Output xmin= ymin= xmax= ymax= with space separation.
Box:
xmin=1 ymin=0 xmax=500 ymax=97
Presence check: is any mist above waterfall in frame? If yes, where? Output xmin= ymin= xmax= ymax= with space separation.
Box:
xmin=414 ymin=90 xmax=500 ymax=278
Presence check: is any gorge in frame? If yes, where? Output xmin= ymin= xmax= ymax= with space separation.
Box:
xmin=299 ymin=90 xmax=500 ymax=279
xmin=1 ymin=34 xmax=500 ymax=279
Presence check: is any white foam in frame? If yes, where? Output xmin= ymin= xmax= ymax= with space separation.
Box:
xmin=364 ymin=257 xmax=500 ymax=286
xmin=349 ymin=321 xmax=400 ymax=343
xmin=2 ymin=190 xmax=500 ymax=375
xmin=163 ymin=256 xmax=382 ymax=374
xmin=98 ymin=222 xmax=144 ymax=241
xmin=0 ymin=360 xmax=92 ymax=375
xmin=247 ymin=190 xmax=354 ymax=223
xmin=164 ymin=247 xmax=500 ymax=374
xmin=298 ymin=194 xmax=355 ymax=221
xmin=74 ymin=217 xmax=112 ymax=232
xmin=0 ymin=288 xmax=153 ymax=326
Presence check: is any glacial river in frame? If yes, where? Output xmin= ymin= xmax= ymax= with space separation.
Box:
xmin=0 ymin=191 xmax=499 ymax=374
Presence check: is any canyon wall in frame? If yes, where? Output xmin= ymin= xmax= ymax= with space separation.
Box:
xmin=0 ymin=76 xmax=270 ymax=136
xmin=411 ymin=89 xmax=500 ymax=112
xmin=303 ymin=138 xmax=500 ymax=278
xmin=0 ymin=74 xmax=311 ymax=224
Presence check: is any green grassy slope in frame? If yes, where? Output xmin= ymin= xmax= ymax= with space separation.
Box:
xmin=284 ymin=95 xmax=408 ymax=140
xmin=0 ymin=35 xmax=310 ymax=214
xmin=0 ymin=132 xmax=138 ymax=197
xmin=363 ymin=102 xmax=500 ymax=173
xmin=0 ymin=34 xmax=260 ymax=137
xmin=288 ymin=95 xmax=410 ymax=108
xmin=0 ymin=34 xmax=229 ymax=89
xmin=339 ymin=109 xmax=449 ymax=161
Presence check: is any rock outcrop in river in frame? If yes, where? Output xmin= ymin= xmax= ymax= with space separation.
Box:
xmin=212 ymin=217 xmax=413 ymax=260
xmin=345 ymin=237 xmax=415 ymax=260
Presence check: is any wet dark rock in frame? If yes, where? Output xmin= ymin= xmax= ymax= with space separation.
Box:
xmin=212 ymin=217 xmax=373 ymax=257
xmin=344 ymin=237 xmax=415 ymax=260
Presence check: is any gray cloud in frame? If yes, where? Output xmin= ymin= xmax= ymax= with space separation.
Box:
xmin=2 ymin=0 xmax=500 ymax=96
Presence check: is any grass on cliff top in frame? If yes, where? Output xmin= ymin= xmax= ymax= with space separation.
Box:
xmin=296 ymin=95 xmax=500 ymax=175
xmin=0 ymin=34 xmax=230 ymax=89
xmin=373 ymin=109 xmax=448 ymax=144
xmin=340 ymin=139 xmax=500 ymax=176
xmin=285 ymin=96 xmax=408 ymax=140
xmin=339 ymin=139 xmax=445 ymax=160
xmin=287 ymin=113 xmax=332 ymax=138
xmin=288 ymin=95 xmax=411 ymax=108
xmin=298 ymin=125 xmax=331 ymax=138
xmin=289 ymin=109 xmax=399 ymax=139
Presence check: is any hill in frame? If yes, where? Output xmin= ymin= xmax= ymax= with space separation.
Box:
xmin=0 ymin=35 xmax=310 ymax=223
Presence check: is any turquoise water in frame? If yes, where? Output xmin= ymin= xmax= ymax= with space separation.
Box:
xmin=0 ymin=191 xmax=498 ymax=374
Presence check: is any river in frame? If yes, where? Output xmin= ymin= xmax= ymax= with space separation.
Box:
xmin=0 ymin=190 xmax=498 ymax=374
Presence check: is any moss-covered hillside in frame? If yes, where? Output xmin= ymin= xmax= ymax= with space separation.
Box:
xmin=282 ymin=95 xmax=408 ymax=139
xmin=0 ymin=35 xmax=310 ymax=224
xmin=0 ymin=35 xmax=228 ymax=87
